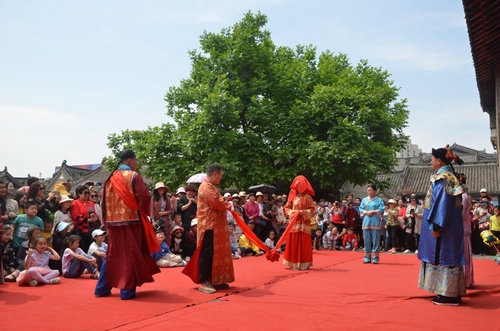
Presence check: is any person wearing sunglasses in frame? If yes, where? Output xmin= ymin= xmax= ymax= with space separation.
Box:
xmin=70 ymin=185 xmax=98 ymax=252
xmin=89 ymin=188 xmax=102 ymax=224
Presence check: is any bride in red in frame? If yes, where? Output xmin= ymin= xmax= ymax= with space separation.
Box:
xmin=283 ymin=175 xmax=315 ymax=270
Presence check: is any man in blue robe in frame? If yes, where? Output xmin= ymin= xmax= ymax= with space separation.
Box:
xmin=418 ymin=146 xmax=466 ymax=305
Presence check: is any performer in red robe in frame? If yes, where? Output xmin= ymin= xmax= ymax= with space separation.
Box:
xmin=183 ymin=164 xmax=234 ymax=294
xmin=94 ymin=150 xmax=160 ymax=300
xmin=283 ymin=175 xmax=315 ymax=270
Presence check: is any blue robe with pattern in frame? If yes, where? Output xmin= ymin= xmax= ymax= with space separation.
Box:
xmin=418 ymin=167 xmax=465 ymax=267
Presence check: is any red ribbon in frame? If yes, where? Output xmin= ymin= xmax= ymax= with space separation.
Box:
xmin=230 ymin=210 xmax=299 ymax=262
xmin=108 ymin=170 xmax=160 ymax=254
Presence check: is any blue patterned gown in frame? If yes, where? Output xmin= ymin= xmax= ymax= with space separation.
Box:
xmin=417 ymin=165 xmax=466 ymax=297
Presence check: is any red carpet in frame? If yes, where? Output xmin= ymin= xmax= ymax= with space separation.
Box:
xmin=1 ymin=251 xmax=499 ymax=330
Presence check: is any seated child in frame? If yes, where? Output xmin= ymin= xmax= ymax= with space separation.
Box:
xmin=6 ymin=226 xmax=43 ymax=282
xmin=50 ymin=221 xmax=74 ymax=274
xmin=169 ymin=225 xmax=185 ymax=256
xmin=265 ymin=230 xmax=277 ymax=250
xmin=337 ymin=228 xmax=348 ymax=249
xmin=238 ymin=221 xmax=263 ymax=256
xmin=322 ymin=226 xmax=339 ymax=250
xmin=16 ymin=236 xmax=61 ymax=286
xmin=342 ymin=228 xmax=358 ymax=251
xmin=1 ymin=225 xmax=18 ymax=279
xmin=62 ymin=235 xmax=98 ymax=279
xmin=228 ymin=222 xmax=241 ymax=259
xmin=151 ymin=230 xmax=185 ymax=267
xmin=183 ymin=218 xmax=198 ymax=261
xmin=88 ymin=229 xmax=107 ymax=271
xmin=42 ymin=220 xmax=53 ymax=246
xmin=313 ymin=228 xmax=323 ymax=250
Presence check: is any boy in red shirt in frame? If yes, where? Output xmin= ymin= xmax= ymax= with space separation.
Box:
xmin=342 ymin=228 xmax=358 ymax=251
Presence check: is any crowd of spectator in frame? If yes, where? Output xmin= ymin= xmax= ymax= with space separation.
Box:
xmin=1 ymin=178 xmax=498 ymax=287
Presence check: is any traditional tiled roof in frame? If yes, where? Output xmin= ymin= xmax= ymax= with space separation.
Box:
xmin=71 ymin=166 xmax=111 ymax=190
xmin=44 ymin=161 xmax=94 ymax=191
xmin=0 ymin=167 xmax=29 ymax=188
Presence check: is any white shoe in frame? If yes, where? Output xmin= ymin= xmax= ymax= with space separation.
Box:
xmin=49 ymin=277 xmax=61 ymax=284
xmin=415 ymin=250 xmax=418 ymax=254
xmin=403 ymin=249 xmax=411 ymax=254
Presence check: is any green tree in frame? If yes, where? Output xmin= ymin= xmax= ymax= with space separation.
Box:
xmin=106 ymin=11 xmax=409 ymax=193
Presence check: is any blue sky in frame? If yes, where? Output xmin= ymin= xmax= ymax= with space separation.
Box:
xmin=0 ymin=0 xmax=493 ymax=178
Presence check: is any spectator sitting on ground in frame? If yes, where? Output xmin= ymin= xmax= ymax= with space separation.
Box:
xmin=50 ymin=221 xmax=74 ymax=274
xmin=229 ymin=222 xmax=242 ymax=259
xmin=265 ymin=230 xmax=277 ymax=250
xmin=88 ymin=229 xmax=107 ymax=271
xmin=313 ymin=228 xmax=323 ymax=250
xmin=169 ymin=225 xmax=185 ymax=256
xmin=342 ymin=228 xmax=358 ymax=251
xmin=16 ymin=236 xmax=60 ymax=287
xmin=238 ymin=221 xmax=263 ymax=256
xmin=151 ymin=230 xmax=185 ymax=267
xmin=183 ymin=218 xmax=198 ymax=261
xmin=1 ymin=225 xmax=18 ymax=279
xmin=6 ymin=226 xmax=42 ymax=282
xmin=62 ymin=235 xmax=98 ymax=279
xmin=337 ymin=228 xmax=347 ymax=248
xmin=322 ymin=224 xmax=339 ymax=250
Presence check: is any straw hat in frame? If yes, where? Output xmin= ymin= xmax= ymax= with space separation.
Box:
xmin=59 ymin=195 xmax=74 ymax=205
xmin=154 ymin=182 xmax=166 ymax=191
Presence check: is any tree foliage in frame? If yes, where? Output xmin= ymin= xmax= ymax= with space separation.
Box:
xmin=106 ymin=11 xmax=409 ymax=192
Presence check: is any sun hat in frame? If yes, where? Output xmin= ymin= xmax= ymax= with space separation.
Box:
xmin=239 ymin=191 xmax=247 ymax=197
xmin=154 ymin=182 xmax=166 ymax=191
xmin=171 ymin=225 xmax=184 ymax=234
xmin=176 ymin=187 xmax=186 ymax=194
xmin=224 ymin=192 xmax=231 ymax=198
xmin=56 ymin=221 xmax=71 ymax=232
xmin=480 ymin=188 xmax=487 ymax=193
xmin=387 ymin=199 xmax=397 ymax=204
xmin=256 ymin=191 xmax=264 ymax=197
xmin=59 ymin=195 xmax=74 ymax=205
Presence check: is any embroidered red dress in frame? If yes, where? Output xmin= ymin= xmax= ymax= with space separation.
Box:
xmin=283 ymin=176 xmax=315 ymax=270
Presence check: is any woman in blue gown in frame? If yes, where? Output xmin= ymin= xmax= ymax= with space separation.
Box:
xmin=359 ymin=184 xmax=385 ymax=264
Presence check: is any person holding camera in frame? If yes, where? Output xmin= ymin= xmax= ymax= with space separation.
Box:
xmin=70 ymin=185 xmax=98 ymax=252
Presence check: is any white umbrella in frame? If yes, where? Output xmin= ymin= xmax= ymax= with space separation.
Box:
xmin=186 ymin=173 xmax=207 ymax=183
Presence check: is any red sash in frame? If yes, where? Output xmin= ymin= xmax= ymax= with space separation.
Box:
xmin=231 ymin=210 xmax=299 ymax=262
xmin=108 ymin=170 xmax=160 ymax=254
